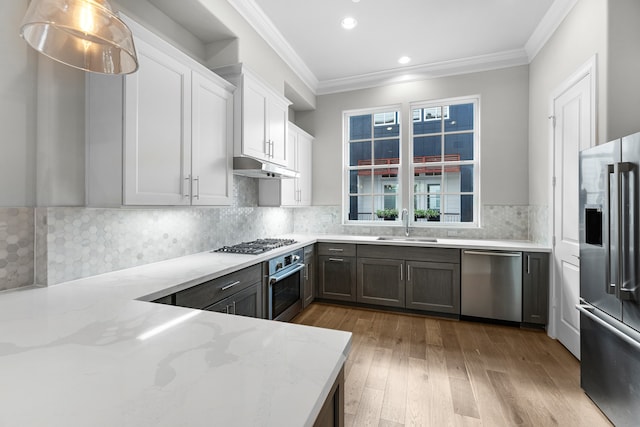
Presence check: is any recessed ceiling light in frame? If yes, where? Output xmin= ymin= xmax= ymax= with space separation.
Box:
xmin=352 ymin=0 xmax=361 ymax=2
xmin=398 ymin=56 xmax=411 ymax=65
xmin=341 ymin=17 xmax=358 ymax=30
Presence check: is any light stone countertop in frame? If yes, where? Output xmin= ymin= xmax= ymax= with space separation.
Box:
xmin=0 ymin=234 xmax=548 ymax=426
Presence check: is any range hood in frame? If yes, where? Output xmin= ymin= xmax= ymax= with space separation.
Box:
xmin=232 ymin=157 xmax=299 ymax=179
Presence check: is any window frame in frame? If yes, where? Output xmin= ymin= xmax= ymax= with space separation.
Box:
xmin=410 ymin=96 xmax=481 ymax=228
xmin=343 ymin=105 xmax=403 ymax=224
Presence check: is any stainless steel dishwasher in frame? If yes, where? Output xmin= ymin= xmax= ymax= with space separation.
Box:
xmin=461 ymin=250 xmax=522 ymax=322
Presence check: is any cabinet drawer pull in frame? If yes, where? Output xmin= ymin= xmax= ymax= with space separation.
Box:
xmin=221 ymin=280 xmax=241 ymax=291
xmin=328 ymin=248 xmax=344 ymax=252
xmin=328 ymin=258 xmax=344 ymax=262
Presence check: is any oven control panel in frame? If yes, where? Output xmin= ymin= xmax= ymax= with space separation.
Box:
xmin=268 ymin=248 xmax=304 ymax=275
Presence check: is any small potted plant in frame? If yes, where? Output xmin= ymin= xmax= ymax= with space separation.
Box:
xmin=375 ymin=208 xmax=398 ymax=221
xmin=426 ymin=209 xmax=440 ymax=221
xmin=414 ymin=209 xmax=427 ymax=221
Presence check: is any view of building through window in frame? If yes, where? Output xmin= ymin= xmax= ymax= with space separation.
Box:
xmin=346 ymin=108 xmax=401 ymax=221
xmin=344 ymin=97 xmax=478 ymax=226
xmin=411 ymin=99 xmax=477 ymax=224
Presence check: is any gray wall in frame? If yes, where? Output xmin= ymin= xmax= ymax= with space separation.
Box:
xmin=528 ymin=0 xmax=608 ymax=210
xmin=606 ymin=0 xmax=640 ymax=141
xmin=297 ymin=65 xmax=530 ymax=207
xmin=0 ymin=0 xmax=37 ymax=207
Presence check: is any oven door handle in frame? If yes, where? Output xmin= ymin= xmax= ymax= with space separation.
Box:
xmin=269 ymin=263 xmax=305 ymax=285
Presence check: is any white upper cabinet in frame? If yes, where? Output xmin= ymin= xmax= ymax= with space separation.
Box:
xmin=216 ymin=65 xmax=291 ymax=168
xmin=191 ymin=71 xmax=234 ymax=206
xmin=259 ymin=123 xmax=313 ymax=207
xmin=86 ymin=16 xmax=234 ymax=206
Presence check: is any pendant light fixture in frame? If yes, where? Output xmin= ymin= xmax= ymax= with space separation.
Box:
xmin=20 ymin=0 xmax=138 ymax=74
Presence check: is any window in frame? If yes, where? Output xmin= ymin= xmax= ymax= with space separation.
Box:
xmin=345 ymin=108 xmax=401 ymax=221
xmin=411 ymin=97 xmax=478 ymax=225
xmin=343 ymin=97 xmax=479 ymax=226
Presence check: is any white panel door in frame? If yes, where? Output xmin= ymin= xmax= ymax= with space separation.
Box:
xmin=553 ymin=72 xmax=593 ymax=359
xmin=191 ymin=71 xmax=233 ymax=206
xmin=124 ymin=38 xmax=191 ymax=205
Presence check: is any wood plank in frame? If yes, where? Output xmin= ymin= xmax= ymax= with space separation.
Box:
xmin=351 ymin=387 xmax=384 ymax=426
xmin=379 ymin=355 xmax=408 ymax=425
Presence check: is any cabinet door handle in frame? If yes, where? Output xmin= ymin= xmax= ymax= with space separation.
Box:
xmin=271 ymin=140 xmax=275 ymax=158
xmin=328 ymin=258 xmax=344 ymax=262
xmin=527 ymin=254 xmax=530 ymax=274
xmin=184 ymin=175 xmax=191 ymax=198
xmin=231 ymin=301 xmax=236 ymax=315
xmin=400 ymin=264 xmax=403 ymax=281
xmin=193 ymin=176 xmax=200 ymax=200
xmin=221 ymin=280 xmax=241 ymax=291
xmin=304 ymin=263 xmax=309 ymax=280
xmin=407 ymin=265 xmax=411 ymax=282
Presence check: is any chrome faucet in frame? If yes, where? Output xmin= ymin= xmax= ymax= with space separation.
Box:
xmin=401 ymin=208 xmax=410 ymax=237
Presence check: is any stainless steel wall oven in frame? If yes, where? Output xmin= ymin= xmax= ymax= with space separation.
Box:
xmin=266 ymin=248 xmax=305 ymax=321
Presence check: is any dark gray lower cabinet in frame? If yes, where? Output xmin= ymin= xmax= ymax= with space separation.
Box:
xmin=313 ymin=367 xmax=345 ymax=427
xmin=522 ymin=252 xmax=549 ymax=325
xmin=318 ymin=255 xmax=357 ymax=302
xmin=357 ymin=257 xmax=405 ymax=307
xmin=356 ymin=245 xmax=461 ymax=315
xmin=303 ymin=245 xmax=315 ymax=308
xmin=204 ymin=281 xmax=263 ymax=318
xmin=405 ymin=260 xmax=460 ymax=314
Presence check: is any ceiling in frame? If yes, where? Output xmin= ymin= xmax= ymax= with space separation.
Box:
xmin=229 ymin=0 xmax=578 ymax=94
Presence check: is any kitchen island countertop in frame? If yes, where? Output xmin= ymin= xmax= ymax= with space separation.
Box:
xmin=0 ymin=234 xmax=349 ymax=427
xmin=0 ymin=234 xmax=548 ymax=426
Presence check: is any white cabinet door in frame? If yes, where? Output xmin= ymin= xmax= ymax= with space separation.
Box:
xmin=242 ymin=76 xmax=269 ymax=161
xmin=235 ymin=71 xmax=290 ymax=167
xmin=267 ymin=96 xmax=289 ymax=167
xmin=191 ymin=71 xmax=234 ymax=206
xmin=123 ymin=37 xmax=191 ymax=205
xmin=297 ymin=131 xmax=313 ymax=206
xmin=280 ymin=124 xmax=298 ymax=206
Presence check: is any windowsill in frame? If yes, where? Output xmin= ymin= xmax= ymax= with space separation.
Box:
xmin=343 ymin=221 xmax=481 ymax=229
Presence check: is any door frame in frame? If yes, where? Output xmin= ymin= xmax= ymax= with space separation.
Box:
xmin=547 ymin=55 xmax=597 ymax=340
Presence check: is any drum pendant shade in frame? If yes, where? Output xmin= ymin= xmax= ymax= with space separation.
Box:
xmin=20 ymin=0 xmax=138 ymax=74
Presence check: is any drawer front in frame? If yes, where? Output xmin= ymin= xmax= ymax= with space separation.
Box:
xmin=175 ymin=264 xmax=262 ymax=309
xmin=317 ymin=243 xmax=357 ymax=257
xmin=357 ymin=244 xmax=460 ymax=264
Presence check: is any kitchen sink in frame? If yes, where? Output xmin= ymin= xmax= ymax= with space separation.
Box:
xmin=376 ymin=236 xmax=438 ymax=243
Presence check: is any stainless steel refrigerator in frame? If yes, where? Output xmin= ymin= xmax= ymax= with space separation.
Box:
xmin=578 ymin=132 xmax=640 ymax=426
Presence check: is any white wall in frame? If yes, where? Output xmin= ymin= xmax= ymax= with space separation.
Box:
xmin=298 ymin=65 xmax=530 ymax=207
xmin=0 ymin=0 xmax=37 ymax=207
xmin=528 ymin=0 xmax=608 ymax=208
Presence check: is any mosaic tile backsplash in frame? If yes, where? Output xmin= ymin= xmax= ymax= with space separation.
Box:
xmin=0 ymin=208 xmax=34 ymax=291
xmin=293 ymin=205 xmax=533 ymax=240
xmin=36 ymin=176 xmax=292 ymax=285
xmin=0 ymin=171 xmax=550 ymax=290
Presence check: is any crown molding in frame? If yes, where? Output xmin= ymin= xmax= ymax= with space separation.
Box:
xmin=227 ymin=0 xmax=318 ymax=92
xmin=525 ymin=0 xmax=579 ymax=62
xmin=229 ymin=0 xmax=576 ymax=96
xmin=316 ymin=49 xmax=530 ymax=95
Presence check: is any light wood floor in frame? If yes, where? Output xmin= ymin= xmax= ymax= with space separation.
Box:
xmin=293 ymin=303 xmax=612 ymax=427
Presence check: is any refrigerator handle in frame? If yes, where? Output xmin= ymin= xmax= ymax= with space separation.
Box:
xmin=619 ymin=162 xmax=637 ymax=301
xmin=576 ymin=302 xmax=640 ymax=351
xmin=606 ymin=164 xmax=617 ymax=295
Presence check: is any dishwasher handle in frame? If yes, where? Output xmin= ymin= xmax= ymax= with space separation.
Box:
xmin=463 ymin=250 xmax=521 ymax=257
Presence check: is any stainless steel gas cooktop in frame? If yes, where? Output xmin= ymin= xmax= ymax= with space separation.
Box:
xmin=213 ymin=238 xmax=297 ymax=255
